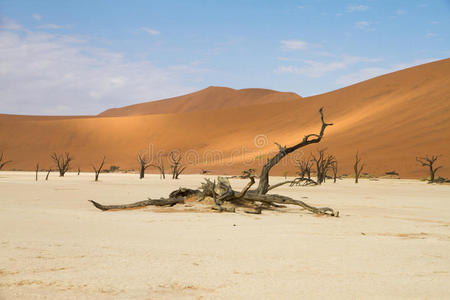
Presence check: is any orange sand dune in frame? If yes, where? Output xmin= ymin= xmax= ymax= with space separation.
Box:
xmin=0 ymin=58 xmax=449 ymax=178
xmin=99 ymin=86 xmax=302 ymax=116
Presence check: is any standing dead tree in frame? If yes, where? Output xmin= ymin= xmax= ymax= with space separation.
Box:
xmin=416 ymin=155 xmax=442 ymax=183
xmin=354 ymin=151 xmax=364 ymax=183
xmin=138 ymin=152 xmax=151 ymax=179
xmin=297 ymin=159 xmax=313 ymax=179
xmin=169 ymin=152 xmax=186 ymax=179
xmin=150 ymin=159 xmax=166 ymax=179
xmin=50 ymin=152 xmax=73 ymax=177
xmin=311 ymin=149 xmax=335 ymax=184
xmin=92 ymin=156 xmax=106 ymax=182
xmin=255 ymin=107 xmax=333 ymax=194
xmin=89 ymin=108 xmax=338 ymax=217
xmin=331 ymin=160 xmax=338 ymax=183
xmin=0 ymin=152 xmax=12 ymax=170
xmin=35 ymin=162 xmax=39 ymax=181
xmin=45 ymin=169 xmax=51 ymax=180
xmin=77 ymin=167 xmax=81 ymax=175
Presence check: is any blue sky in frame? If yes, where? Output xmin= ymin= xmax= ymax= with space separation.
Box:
xmin=0 ymin=0 xmax=449 ymax=115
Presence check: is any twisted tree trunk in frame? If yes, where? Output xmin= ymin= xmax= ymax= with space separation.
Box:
xmin=255 ymin=108 xmax=333 ymax=194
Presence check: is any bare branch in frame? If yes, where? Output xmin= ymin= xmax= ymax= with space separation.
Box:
xmin=255 ymin=107 xmax=333 ymax=194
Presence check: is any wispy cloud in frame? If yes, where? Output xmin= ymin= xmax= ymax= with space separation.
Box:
xmin=355 ymin=21 xmax=374 ymax=31
xmin=275 ymin=56 xmax=382 ymax=78
xmin=0 ymin=19 xmax=205 ymax=115
xmin=347 ymin=5 xmax=369 ymax=12
xmin=0 ymin=17 xmax=23 ymax=30
xmin=141 ymin=27 xmax=160 ymax=35
xmin=36 ymin=24 xmax=65 ymax=29
xmin=336 ymin=58 xmax=436 ymax=85
xmin=280 ymin=39 xmax=310 ymax=51
xmin=396 ymin=9 xmax=407 ymax=15
xmin=32 ymin=14 xmax=42 ymax=21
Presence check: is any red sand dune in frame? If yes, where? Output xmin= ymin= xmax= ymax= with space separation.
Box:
xmin=99 ymin=86 xmax=302 ymax=116
xmin=0 ymin=58 xmax=449 ymax=179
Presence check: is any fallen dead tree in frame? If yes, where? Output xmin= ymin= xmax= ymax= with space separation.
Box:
xmin=89 ymin=108 xmax=339 ymax=217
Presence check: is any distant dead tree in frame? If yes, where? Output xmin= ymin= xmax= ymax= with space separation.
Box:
xmin=150 ymin=159 xmax=166 ymax=179
xmin=138 ymin=152 xmax=151 ymax=179
xmin=92 ymin=156 xmax=106 ymax=182
xmin=416 ymin=155 xmax=443 ymax=183
xmin=45 ymin=169 xmax=51 ymax=180
xmin=0 ymin=152 xmax=12 ymax=170
xmin=77 ymin=166 xmax=81 ymax=175
xmin=312 ymin=149 xmax=335 ymax=184
xmin=331 ymin=160 xmax=338 ymax=183
xmin=50 ymin=152 xmax=73 ymax=177
xmin=35 ymin=162 xmax=39 ymax=181
xmin=169 ymin=152 xmax=186 ymax=179
xmin=297 ymin=159 xmax=313 ymax=179
xmin=354 ymin=151 xmax=364 ymax=183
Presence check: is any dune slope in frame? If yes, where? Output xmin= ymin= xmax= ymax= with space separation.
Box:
xmin=0 ymin=58 xmax=449 ymax=178
xmin=99 ymin=86 xmax=302 ymax=116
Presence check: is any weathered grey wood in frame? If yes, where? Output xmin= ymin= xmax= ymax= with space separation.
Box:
xmin=255 ymin=108 xmax=333 ymax=194
xmin=88 ymin=197 xmax=185 ymax=211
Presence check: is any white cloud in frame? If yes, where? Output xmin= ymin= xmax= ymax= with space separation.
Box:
xmin=36 ymin=24 xmax=64 ymax=29
xmin=275 ymin=56 xmax=382 ymax=78
xmin=347 ymin=5 xmax=369 ymax=12
xmin=0 ymin=17 xmax=22 ymax=30
xmin=32 ymin=14 xmax=42 ymax=21
xmin=141 ymin=27 xmax=160 ymax=35
xmin=0 ymin=22 xmax=205 ymax=115
xmin=396 ymin=9 xmax=407 ymax=15
xmin=426 ymin=32 xmax=437 ymax=38
xmin=336 ymin=58 xmax=437 ymax=85
xmin=336 ymin=67 xmax=388 ymax=85
xmin=280 ymin=40 xmax=309 ymax=51
xmin=355 ymin=21 xmax=373 ymax=30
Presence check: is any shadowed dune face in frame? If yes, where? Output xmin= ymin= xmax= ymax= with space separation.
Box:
xmin=0 ymin=58 xmax=449 ymax=178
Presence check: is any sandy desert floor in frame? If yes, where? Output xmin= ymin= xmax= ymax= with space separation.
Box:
xmin=0 ymin=171 xmax=449 ymax=299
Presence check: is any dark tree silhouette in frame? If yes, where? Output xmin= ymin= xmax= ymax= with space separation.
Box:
xmin=169 ymin=152 xmax=186 ymax=179
xmin=150 ymin=158 xmax=166 ymax=179
xmin=35 ymin=162 xmax=39 ymax=181
xmin=50 ymin=152 xmax=73 ymax=177
xmin=416 ymin=155 xmax=443 ymax=183
xmin=331 ymin=160 xmax=338 ymax=183
xmin=255 ymin=108 xmax=333 ymax=194
xmin=138 ymin=152 xmax=151 ymax=179
xmin=311 ymin=149 xmax=335 ymax=184
xmin=92 ymin=156 xmax=106 ymax=182
xmin=0 ymin=152 xmax=12 ymax=170
xmin=45 ymin=169 xmax=51 ymax=180
xmin=354 ymin=151 xmax=364 ymax=183
xmin=297 ymin=159 xmax=313 ymax=180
